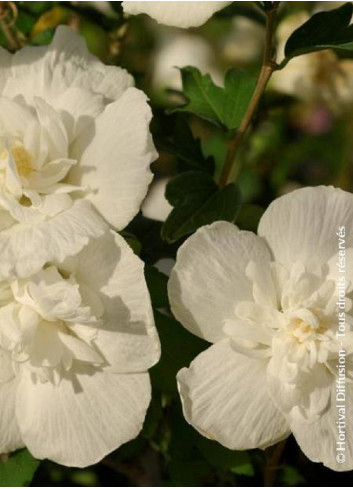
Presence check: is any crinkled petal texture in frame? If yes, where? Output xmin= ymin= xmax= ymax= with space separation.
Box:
xmin=168 ymin=221 xmax=273 ymax=343
xmin=122 ymin=1 xmax=232 ymax=27
xmin=0 ymin=26 xmax=134 ymax=118
xmin=0 ymin=231 xmax=160 ymax=466
xmin=258 ymin=185 xmax=353 ymax=269
xmin=170 ymin=186 xmax=353 ymax=471
xmin=0 ymin=200 xmax=107 ymax=279
xmin=178 ymin=339 xmax=290 ymax=449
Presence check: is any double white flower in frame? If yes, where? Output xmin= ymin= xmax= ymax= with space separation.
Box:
xmin=169 ymin=186 xmax=353 ymax=471
xmin=0 ymin=26 xmax=155 ymax=278
xmin=0 ymin=27 xmax=160 ymax=467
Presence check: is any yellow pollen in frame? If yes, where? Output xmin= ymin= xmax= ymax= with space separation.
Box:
xmin=12 ymin=146 xmax=33 ymax=177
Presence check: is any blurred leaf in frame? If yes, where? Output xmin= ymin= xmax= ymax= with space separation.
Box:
xmin=151 ymin=311 xmax=208 ymax=396
xmin=142 ymin=394 xmax=163 ymax=439
xmin=156 ymin=116 xmax=214 ymax=174
xmin=162 ymin=172 xmax=241 ymax=243
xmin=283 ymin=3 xmax=353 ymax=64
xmin=15 ymin=10 xmax=37 ymax=35
xmin=167 ymin=405 xmax=212 ymax=486
xmin=78 ymin=20 xmax=110 ymax=61
xmin=0 ymin=450 xmax=39 ymax=487
xmin=168 ymin=459 xmax=211 ymax=486
xmin=279 ymin=465 xmax=306 ymax=486
xmin=195 ymin=437 xmax=254 ymax=476
xmin=30 ymin=27 xmax=55 ymax=45
xmin=216 ymin=2 xmax=266 ymax=24
xmin=19 ymin=2 xmax=56 ymax=15
xmin=30 ymin=5 xmax=70 ymax=38
xmin=170 ymin=67 xmax=256 ymax=131
xmin=236 ymin=204 xmax=264 ymax=232
xmin=70 ymin=470 xmax=98 ymax=487
xmin=145 ymin=265 xmax=169 ymax=309
xmin=30 ymin=6 xmax=110 ymax=60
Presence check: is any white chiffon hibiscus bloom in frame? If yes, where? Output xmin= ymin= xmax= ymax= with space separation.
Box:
xmin=122 ymin=1 xmax=232 ymax=28
xmin=0 ymin=26 xmax=156 ymax=278
xmin=169 ymin=186 xmax=353 ymax=471
xmin=0 ymin=230 xmax=160 ymax=467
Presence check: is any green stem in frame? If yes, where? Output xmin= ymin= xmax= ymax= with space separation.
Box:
xmin=219 ymin=2 xmax=279 ymax=188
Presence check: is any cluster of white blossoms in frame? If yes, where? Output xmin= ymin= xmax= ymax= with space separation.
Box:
xmin=2 ymin=1 xmax=352 ymax=475
xmin=0 ymin=27 xmax=160 ymax=467
xmin=169 ymin=186 xmax=353 ymax=471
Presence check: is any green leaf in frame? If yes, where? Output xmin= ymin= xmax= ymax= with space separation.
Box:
xmin=156 ymin=116 xmax=214 ymax=174
xmin=283 ymin=3 xmax=353 ymax=63
xmin=0 ymin=450 xmax=39 ymax=487
xmin=171 ymin=67 xmax=257 ymax=131
xmin=19 ymin=2 xmax=56 ymax=15
xmin=195 ymin=437 xmax=254 ymax=475
xmin=279 ymin=465 xmax=306 ymax=486
xmin=161 ymin=172 xmax=241 ymax=243
xmin=236 ymin=204 xmax=264 ymax=233
xmin=165 ymin=171 xmax=217 ymax=207
xmin=151 ymin=311 xmax=208 ymax=396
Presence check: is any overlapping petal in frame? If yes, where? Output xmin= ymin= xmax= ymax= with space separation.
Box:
xmin=258 ymin=186 xmax=353 ymax=269
xmin=68 ymin=231 xmax=160 ymax=373
xmin=168 ymin=221 xmax=273 ymax=343
xmin=178 ymin=339 xmax=290 ymax=450
xmin=69 ymin=88 xmax=156 ymax=230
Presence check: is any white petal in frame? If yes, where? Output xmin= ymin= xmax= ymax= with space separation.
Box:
xmin=177 ymin=339 xmax=290 ymax=449
xmin=0 ymin=200 xmax=107 ymax=279
xmin=0 ymin=366 xmax=23 ymax=453
xmin=16 ymin=368 xmax=151 ymax=467
xmin=168 ymin=221 xmax=273 ymax=343
xmin=72 ymin=231 xmax=160 ymax=373
xmin=123 ymin=1 xmax=232 ymax=27
xmin=0 ymin=348 xmax=15 ymax=383
xmin=142 ymin=177 xmax=172 ymax=222
xmin=69 ymin=87 xmax=156 ymax=230
xmin=4 ymin=27 xmax=133 ymax=106
xmin=289 ymin=383 xmax=353 ymax=471
xmin=55 ymin=87 xmax=105 ymax=142
xmin=258 ymin=186 xmax=353 ymax=269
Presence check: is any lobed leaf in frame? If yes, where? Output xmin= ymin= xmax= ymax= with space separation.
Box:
xmin=162 ymin=171 xmax=241 ymax=243
xmin=170 ymin=67 xmax=257 ymax=131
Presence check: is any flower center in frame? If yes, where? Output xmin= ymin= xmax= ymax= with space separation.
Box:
xmin=288 ymin=311 xmax=327 ymax=344
xmin=0 ymin=266 xmax=105 ymax=383
xmin=12 ymin=145 xmax=34 ymax=178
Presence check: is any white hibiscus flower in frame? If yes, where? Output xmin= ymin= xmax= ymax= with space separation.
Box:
xmin=122 ymin=1 xmax=232 ymax=28
xmin=0 ymin=230 xmax=160 ymax=467
xmin=169 ymin=186 xmax=353 ymax=471
xmin=0 ymin=26 xmax=156 ymax=278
